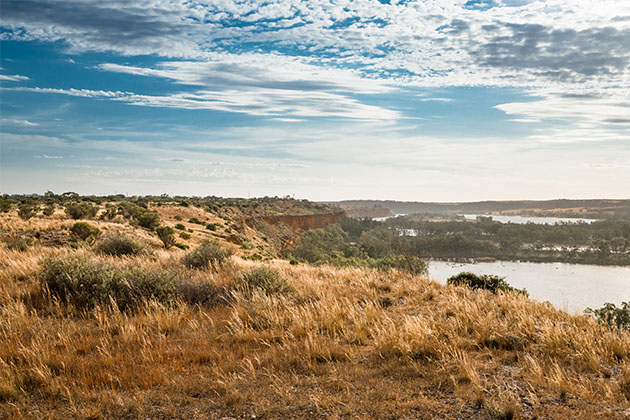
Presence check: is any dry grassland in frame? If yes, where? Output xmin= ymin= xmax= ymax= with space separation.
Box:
xmin=1 ymin=211 xmax=630 ymax=419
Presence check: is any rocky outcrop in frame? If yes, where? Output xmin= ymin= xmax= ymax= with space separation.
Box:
xmin=244 ymin=210 xmax=345 ymax=231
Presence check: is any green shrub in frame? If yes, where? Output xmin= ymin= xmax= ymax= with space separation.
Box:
xmin=174 ymin=215 xmax=182 ymax=221
xmin=174 ymin=243 xmax=189 ymax=250
xmin=180 ymin=232 xmax=191 ymax=240
xmin=7 ymin=236 xmax=33 ymax=251
xmin=70 ymin=222 xmax=101 ymax=242
xmin=136 ymin=211 xmax=161 ymax=231
xmin=156 ymin=226 xmax=176 ymax=249
xmin=241 ymin=238 xmax=255 ymax=250
xmin=447 ymin=272 xmax=527 ymax=295
xmin=95 ymin=235 xmax=147 ymax=257
xmin=0 ymin=199 xmax=12 ymax=213
xmin=40 ymin=256 xmax=179 ymax=311
xmin=42 ymin=203 xmax=56 ymax=216
xmin=585 ymin=302 xmax=630 ymax=330
xmin=374 ymin=254 xmax=428 ymax=275
xmin=206 ymin=223 xmax=218 ymax=231
xmin=182 ymin=241 xmax=232 ymax=270
xmin=101 ymin=205 xmax=117 ymax=220
xmin=65 ymin=203 xmax=97 ymax=219
xmin=236 ymin=266 xmax=292 ymax=295
xmin=18 ymin=204 xmax=38 ymax=220
xmin=177 ymin=280 xmax=221 ymax=305
xmin=175 ymin=223 xmax=186 ymax=230
xmin=188 ymin=217 xmax=204 ymax=225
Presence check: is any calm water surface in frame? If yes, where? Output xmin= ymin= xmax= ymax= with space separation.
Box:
xmin=429 ymin=260 xmax=630 ymax=313
xmin=462 ymin=214 xmax=599 ymax=224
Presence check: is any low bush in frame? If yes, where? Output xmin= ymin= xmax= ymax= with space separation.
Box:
xmin=374 ymin=254 xmax=428 ymax=275
xmin=39 ymin=256 xmax=220 ymax=311
xmin=447 ymin=272 xmax=527 ymax=295
xmin=585 ymin=302 xmax=630 ymax=330
xmin=18 ymin=204 xmax=38 ymax=220
xmin=65 ymin=203 xmax=97 ymax=220
xmin=70 ymin=222 xmax=101 ymax=243
xmin=101 ymin=205 xmax=117 ymax=220
xmin=136 ymin=211 xmax=161 ymax=231
xmin=206 ymin=223 xmax=218 ymax=231
xmin=95 ymin=235 xmax=147 ymax=257
xmin=236 ymin=266 xmax=292 ymax=295
xmin=177 ymin=279 xmax=221 ymax=305
xmin=188 ymin=217 xmax=204 ymax=225
xmin=42 ymin=203 xmax=56 ymax=216
xmin=0 ymin=199 xmax=12 ymax=213
xmin=7 ymin=236 xmax=33 ymax=251
xmin=182 ymin=240 xmax=232 ymax=270
xmin=180 ymin=232 xmax=191 ymax=240
xmin=156 ymin=226 xmax=176 ymax=249
xmin=175 ymin=223 xmax=186 ymax=230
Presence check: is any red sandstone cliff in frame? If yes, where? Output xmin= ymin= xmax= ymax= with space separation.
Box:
xmin=244 ymin=210 xmax=345 ymax=231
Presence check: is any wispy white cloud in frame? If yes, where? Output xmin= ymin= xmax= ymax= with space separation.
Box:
xmin=495 ymin=87 xmax=630 ymax=142
xmin=7 ymin=80 xmax=400 ymax=120
xmin=1 ymin=118 xmax=39 ymax=126
xmin=0 ymin=74 xmax=29 ymax=82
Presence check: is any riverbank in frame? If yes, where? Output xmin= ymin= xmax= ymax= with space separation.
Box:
xmin=428 ymin=260 xmax=630 ymax=313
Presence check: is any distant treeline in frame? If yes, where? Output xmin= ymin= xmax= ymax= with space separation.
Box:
xmin=289 ymin=217 xmax=630 ymax=266
xmin=0 ymin=192 xmax=333 ymax=216
xmin=334 ymin=199 xmax=630 ymax=219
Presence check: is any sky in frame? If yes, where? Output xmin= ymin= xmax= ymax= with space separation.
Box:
xmin=1 ymin=0 xmax=629 ymax=201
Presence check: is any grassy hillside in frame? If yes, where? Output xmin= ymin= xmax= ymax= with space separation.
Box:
xmin=1 ymin=199 xmax=630 ymax=419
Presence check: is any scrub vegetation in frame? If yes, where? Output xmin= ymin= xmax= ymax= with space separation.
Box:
xmin=0 ymin=193 xmax=629 ymax=419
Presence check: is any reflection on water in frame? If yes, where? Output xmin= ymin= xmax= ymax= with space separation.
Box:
xmin=429 ymin=260 xmax=630 ymax=313
xmin=462 ymin=214 xmax=599 ymax=225
xmin=372 ymin=214 xmax=407 ymax=222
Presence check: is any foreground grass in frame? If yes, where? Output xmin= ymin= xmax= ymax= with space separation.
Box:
xmin=1 ymin=244 xmax=630 ymax=419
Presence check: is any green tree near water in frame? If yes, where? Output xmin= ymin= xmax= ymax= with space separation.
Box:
xmin=586 ymin=302 xmax=630 ymax=330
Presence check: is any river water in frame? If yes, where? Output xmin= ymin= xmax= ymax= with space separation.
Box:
xmin=428 ymin=260 xmax=630 ymax=313
xmin=461 ymin=214 xmax=599 ymax=224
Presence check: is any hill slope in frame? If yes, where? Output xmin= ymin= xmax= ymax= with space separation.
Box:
xmin=1 ymin=198 xmax=629 ymax=419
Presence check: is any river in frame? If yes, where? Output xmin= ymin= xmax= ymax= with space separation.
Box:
xmin=461 ymin=214 xmax=599 ymax=224
xmin=428 ymin=260 xmax=630 ymax=314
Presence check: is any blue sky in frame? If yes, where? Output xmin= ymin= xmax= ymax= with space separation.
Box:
xmin=1 ymin=0 xmax=629 ymax=201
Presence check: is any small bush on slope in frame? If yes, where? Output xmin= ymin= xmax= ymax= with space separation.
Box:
xmin=39 ymin=255 xmax=220 ymax=310
xmin=586 ymin=301 xmax=630 ymax=330
xmin=374 ymin=254 xmax=428 ymax=276
xmin=95 ymin=235 xmax=148 ymax=257
xmin=235 ymin=266 xmax=292 ymax=295
xmin=447 ymin=272 xmax=528 ymax=296
xmin=182 ymin=240 xmax=233 ymax=270
xmin=65 ymin=202 xmax=97 ymax=220
xmin=70 ymin=222 xmax=101 ymax=243
xmin=6 ymin=236 xmax=33 ymax=252
xmin=156 ymin=225 xmax=176 ymax=249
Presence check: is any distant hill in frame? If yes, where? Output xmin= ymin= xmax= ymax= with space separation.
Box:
xmin=333 ymin=199 xmax=630 ymax=218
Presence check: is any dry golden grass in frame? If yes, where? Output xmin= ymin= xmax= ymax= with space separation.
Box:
xmin=1 ymin=212 xmax=630 ymax=419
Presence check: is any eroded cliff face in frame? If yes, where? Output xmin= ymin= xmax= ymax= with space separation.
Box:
xmin=244 ymin=210 xmax=345 ymax=231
